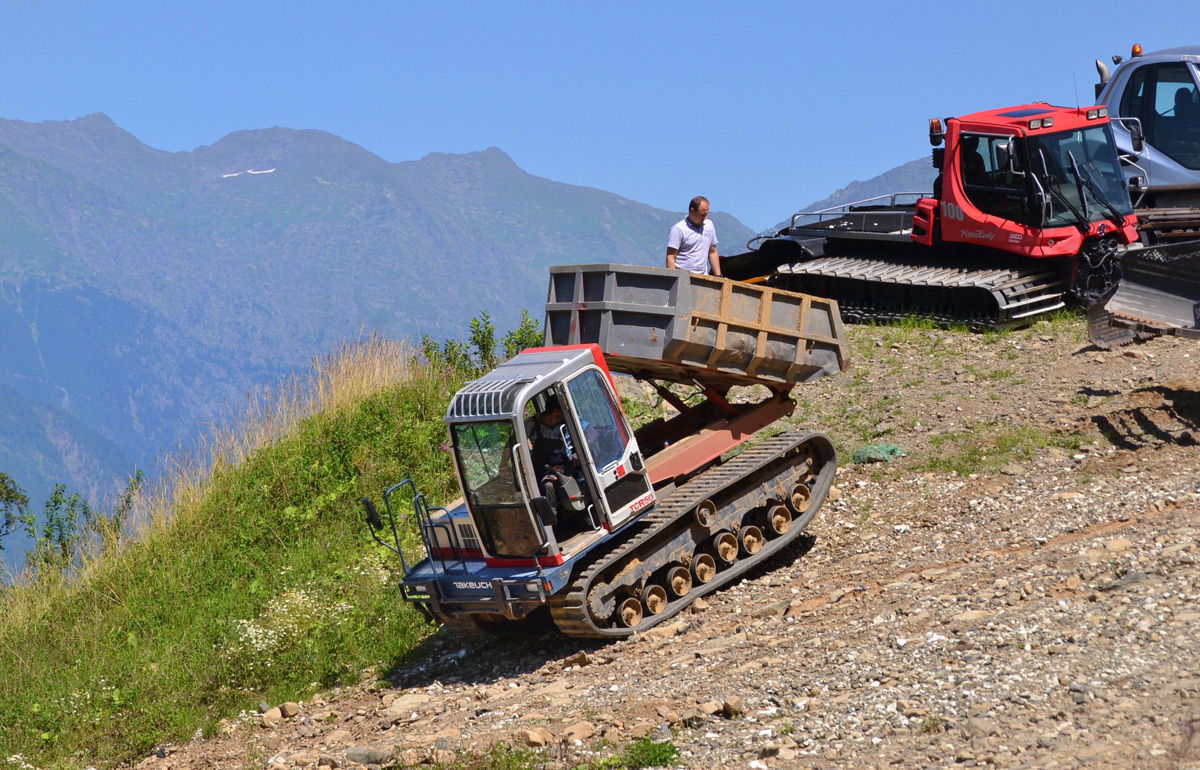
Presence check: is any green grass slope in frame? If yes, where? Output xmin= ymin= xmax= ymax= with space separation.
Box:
xmin=0 ymin=337 xmax=464 ymax=768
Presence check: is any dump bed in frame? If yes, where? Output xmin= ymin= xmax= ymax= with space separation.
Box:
xmin=544 ymin=263 xmax=850 ymax=392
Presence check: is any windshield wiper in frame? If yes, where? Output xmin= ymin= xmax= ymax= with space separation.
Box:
xmin=1033 ymin=148 xmax=1088 ymax=232
xmin=1073 ymin=161 xmax=1128 ymax=226
xmin=1067 ymin=152 xmax=1091 ymax=221
xmin=1034 ymin=151 xmax=1088 ymax=232
xmin=1045 ymin=185 xmax=1090 ymax=233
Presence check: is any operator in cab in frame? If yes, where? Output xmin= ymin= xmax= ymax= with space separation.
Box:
xmin=667 ymin=196 xmax=721 ymax=276
xmin=525 ymin=397 xmax=578 ymax=519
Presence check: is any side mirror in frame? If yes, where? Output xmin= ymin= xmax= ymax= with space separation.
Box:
xmin=363 ymin=497 xmax=384 ymax=531
xmin=532 ymin=496 xmax=557 ymax=527
xmin=1028 ymin=173 xmax=1051 ymax=227
xmin=1128 ymin=122 xmax=1145 ymax=154
xmin=997 ymin=141 xmax=1023 ymax=178
xmin=996 ymin=141 xmax=1010 ymax=171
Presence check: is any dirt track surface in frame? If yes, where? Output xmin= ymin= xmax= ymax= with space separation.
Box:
xmin=136 ymin=321 xmax=1200 ymax=770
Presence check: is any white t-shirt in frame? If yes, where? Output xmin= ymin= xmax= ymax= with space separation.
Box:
xmin=667 ymin=217 xmax=719 ymax=274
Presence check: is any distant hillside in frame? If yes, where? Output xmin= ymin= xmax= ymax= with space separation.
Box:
xmin=0 ymin=113 xmax=756 ymax=539
xmin=0 ymin=381 xmax=132 ymax=504
xmin=759 ymin=157 xmax=939 ymax=234
xmin=0 ymin=279 xmax=264 ymax=476
xmin=0 ymin=379 xmax=133 ymax=566
xmin=801 ymin=157 xmax=938 ymax=212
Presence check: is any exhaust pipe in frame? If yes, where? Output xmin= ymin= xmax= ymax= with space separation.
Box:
xmin=1095 ymin=59 xmax=1111 ymax=100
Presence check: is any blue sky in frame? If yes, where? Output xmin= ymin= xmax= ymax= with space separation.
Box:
xmin=1 ymin=1 xmax=1195 ymax=232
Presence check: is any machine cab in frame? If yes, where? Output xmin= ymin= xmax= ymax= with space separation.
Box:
xmin=922 ymin=104 xmax=1137 ymax=262
xmin=1096 ymin=45 xmax=1200 ymax=202
xmin=445 ymin=345 xmax=655 ymax=566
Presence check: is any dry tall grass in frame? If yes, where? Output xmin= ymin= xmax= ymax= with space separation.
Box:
xmin=136 ymin=332 xmax=414 ymax=536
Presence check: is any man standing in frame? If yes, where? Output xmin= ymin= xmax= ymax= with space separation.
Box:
xmin=666 ymin=196 xmax=721 ymax=276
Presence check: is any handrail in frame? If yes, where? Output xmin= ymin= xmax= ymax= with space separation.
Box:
xmin=381 ymin=479 xmax=471 ymax=579
xmin=1112 ymin=116 xmax=1150 ymax=208
xmin=747 ymin=192 xmax=934 ymax=249
xmin=510 ymin=443 xmax=550 ymax=547
xmin=416 ymin=497 xmax=469 ymax=574
xmin=380 ymin=480 xmax=416 ymax=574
xmin=791 ymin=191 xmax=932 ymax=229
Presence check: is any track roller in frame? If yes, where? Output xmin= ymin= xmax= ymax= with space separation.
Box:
xmin=738 ymin=525 xmax=764 ymax=556
xmin=757 ymin=502 xmax=793 ymax=538
xmin=692 ymin=553 xmax=717 ymax=584
xmin=787 ymin=483 xmax=811 ymax=515
xmin=641 ymin=583 xmax=668 ymax=616
xmin=705 ymin=530 xmax=739 ymax=569
xmin=617 ymin=596 xmax=643 ymax=628
xmin=662 ymin=564 xmax=692 ymax=599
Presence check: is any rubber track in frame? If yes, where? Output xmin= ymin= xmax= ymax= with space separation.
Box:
xmin=548 ymin=431 xmax=831 ymax=639
xmin=774 ymin=255 xmax=1066 ymax=329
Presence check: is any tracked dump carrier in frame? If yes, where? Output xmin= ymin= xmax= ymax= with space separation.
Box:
xmin=364 ymin=264 xmax=849 ymax=638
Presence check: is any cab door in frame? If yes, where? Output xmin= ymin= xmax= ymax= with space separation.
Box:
xmin=561 ymin=368 xmax=655 ymax=527
xmin=1118 ymin=61 xmax=1200 ymax=179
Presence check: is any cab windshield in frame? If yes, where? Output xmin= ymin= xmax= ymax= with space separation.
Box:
xmin=451 ymin=420 xmax=523 ymax=507
xmin=451 ymin=419 xmax=545 ymax=559
xmin=1027 ymin=124 xmax=1133 ymax=227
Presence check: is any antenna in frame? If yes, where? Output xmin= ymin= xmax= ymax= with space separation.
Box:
xmin=1073 ymin=73 xmax=1080 ymax=109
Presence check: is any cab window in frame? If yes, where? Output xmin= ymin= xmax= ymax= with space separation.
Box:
xmin=1119 ymin=66 xmax=1147 ymax=120
xmin=1150 ymin=63 xmax=1200 ymax=169
xmin=959 ymin=133 xmax=1031 ymax=224
xmin=564 ymin=369 xmax=628 ymax=471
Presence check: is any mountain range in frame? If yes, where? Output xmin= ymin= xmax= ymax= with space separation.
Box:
xmin=1 ymin=113 xmax=767 ymax=553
